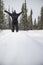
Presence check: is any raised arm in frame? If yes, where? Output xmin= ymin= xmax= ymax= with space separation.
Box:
xmin=17 ymin=11 xmax=23 ymax=16
xmin=4 ymin=10 xmax=12 ymax=16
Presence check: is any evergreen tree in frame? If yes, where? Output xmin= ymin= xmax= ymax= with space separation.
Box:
xmin=40 ymin=6 xmax=43 ymax=29
xmin=34 ymin=19 xmax=36 ymax=26
xmin=33 ymin=18 xmax=37 ymax=29
xmin=27 ymin=15 xmax=31 ymax=30
xmin=0 ymin=0 xmax=4 ymax=29
xmin=20 ymin=0 xmax=28 ymax=30
xmin=38 ymin=16 xmax=41 ymax=29
xmin=30 ymin=9 xmax=33 ymax=30
xmin=8 ymin=6 xmax=11 ymax=29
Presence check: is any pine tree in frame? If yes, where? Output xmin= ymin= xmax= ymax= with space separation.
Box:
xmin=38 ymin=16 xmax=41 ymax=29
xmin=40 ymin=6 xmax=43 ymax=29
xmin=30 ymin=9 xmax=33 ymax=30
xmin=8 ymin=6 xmax=11 ymax=29
xmin=0 ymin=0 xmax=4 ymax=29
xmin=33 ymin=18 xmax=37 ymax=29
xmin=20 ymin=0 xmax=28 ymax=30
xmin=34 ymin=19 xmax=36 ymax=26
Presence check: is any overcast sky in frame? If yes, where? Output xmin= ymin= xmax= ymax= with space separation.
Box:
xmin=3 ymin=0 xmax=43 ymax=21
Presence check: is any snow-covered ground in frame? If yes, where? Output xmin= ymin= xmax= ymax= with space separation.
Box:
xmin=0 ymin=30 xmax=43 ymax=65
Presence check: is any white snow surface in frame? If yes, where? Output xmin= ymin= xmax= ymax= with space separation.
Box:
xmin=0 ymin=30 xmax=43 ymax=65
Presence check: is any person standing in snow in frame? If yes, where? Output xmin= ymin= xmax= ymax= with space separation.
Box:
xmin=4 ymin=10 xmax=23 ymax=32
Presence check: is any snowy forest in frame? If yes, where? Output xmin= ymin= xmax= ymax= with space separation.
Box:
xmin=0 ymin=0 xmax=43 ymax=65
xmin=0 ymin=0 xmax=43 ymax=30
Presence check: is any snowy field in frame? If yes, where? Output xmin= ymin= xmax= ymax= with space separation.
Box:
xmin=0 ymin=30 xmax=43 ymax=65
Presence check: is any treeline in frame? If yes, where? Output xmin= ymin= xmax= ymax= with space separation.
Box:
xmin=0 ymin=0 xmax=43 ymax=30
